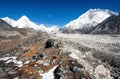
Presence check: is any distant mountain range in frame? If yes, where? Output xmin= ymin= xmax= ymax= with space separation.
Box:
xmin=1 ymin=9 xmax=120 ymax=34
xmin=61 ymin=9 xmax=120 ymax=34
xmin=1 ymin=16 xmax=58 ymax=34
xmin=0 ymin=18 xmax=40 ymax=39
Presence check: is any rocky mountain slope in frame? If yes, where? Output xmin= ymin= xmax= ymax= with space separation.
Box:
xmin=0 ymin=19 xmax=21 ymax=38
xmin=0 ymin=18 xmax=46 ymax=56
xmin=91 ymin=14 xmax=120 ymax=34
xmin=0 ymin=19 xmax=15 ymax=30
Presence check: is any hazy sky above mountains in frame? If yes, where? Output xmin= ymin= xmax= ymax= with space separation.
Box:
xmin=0 ymin=0 xmax=119 ymax=27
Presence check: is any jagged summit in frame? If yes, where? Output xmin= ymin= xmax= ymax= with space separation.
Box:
xmin=88 ymin=9 xmax=118 ymax=15
xmin=65 ymin=9 xmax=118 ymax=30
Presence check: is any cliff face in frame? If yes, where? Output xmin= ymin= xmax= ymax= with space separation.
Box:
xmin=91 ymin=14 xmax=120 ymax=34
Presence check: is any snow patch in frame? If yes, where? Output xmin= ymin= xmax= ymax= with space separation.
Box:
xmin=14 ymin=77 xmax=19 ymax=79
xmin=0 ymin=57 xmax=17 ymax=61
xmin=24 ymin=60 xmax=30 ymax=64
xmin=0 ymin=56 xmax=23 ymax=67
xmin=39 ymin=65 xmax=58 ymax=79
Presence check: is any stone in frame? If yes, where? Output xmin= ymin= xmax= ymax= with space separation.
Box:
xmin=39 ymin=70 xmax=45 ymax=74
xmin=94 ymin=65 xmax=112 ymax=79
xmin=36 ymin=60 xmax=44 ymax=65
xmin=62 ymin=52 xmax=71 ymax=57
xmin=8 ymin=69 xmax=17 ymax=75
xmin=72 ymin=66 xmax=85 ymax=75
xmin=45 ymin=39 xmax=54 ymax=48
xmin=38 ymin=53 xmax=46 ymax=59
xmin=0 ymin=67 xmax=3 ymax=73
xmin=31 ymin=55 xmax=37 ymax=61
xmin=21 ymin=47 xmax=30 ymax=53
xmin=43 ymin=60 xmax=51 ymax=66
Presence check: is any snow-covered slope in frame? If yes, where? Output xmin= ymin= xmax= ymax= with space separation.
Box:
xmin=1 ymin=16 xmax=59 ymax=33
xmin=65 ymin=9 xmax=118 ymax=30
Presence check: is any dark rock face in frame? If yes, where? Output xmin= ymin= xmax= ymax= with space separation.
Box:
xmin=45 ymin=39 xmax=54 ymax=48
xmin=91 ymin=14 xmax=120 ymax=34
xmin=0 ymin=19 xmax=15 ymax=31
xmin=0 ymin=19 xmax=21 ymax=38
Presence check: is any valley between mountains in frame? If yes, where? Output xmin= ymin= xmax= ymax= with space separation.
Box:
xmin=0 ymin=9 xmax=120 ymax=79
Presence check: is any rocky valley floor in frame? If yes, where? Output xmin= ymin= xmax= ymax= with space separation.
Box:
xmin=52 ymin=33 xmax=120 ymax=79
xmin=0 ymin=33 xmax=120 ymax=79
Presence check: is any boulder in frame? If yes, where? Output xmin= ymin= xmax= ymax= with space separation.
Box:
xmin=43 ymin=60 xmax=51 ymax=66
xmin=31 ymin=55 xmax=37 ymax=61
xmin=94 ymin=65 xmax=112 ymax=79
xmin=38 ymin=53 xmax=46 ymax=59
xmin=45 ymin=39 xmax=54 ymax=48
xmin=36 ymin=60 xmax=44 ymax=65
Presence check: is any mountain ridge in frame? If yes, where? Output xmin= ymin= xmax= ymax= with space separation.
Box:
xmin=65 ymin=9 xmax=118 ymax=29
xmin=61 ymin=9 xmax=119 ymax=34
xmin=91 ymin=14 xmax=120 ymax=34
xmin=1 ymin=16 xmax=58 ymax=33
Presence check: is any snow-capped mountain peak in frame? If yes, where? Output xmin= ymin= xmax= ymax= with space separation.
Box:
xmin=16 ymin=15 xmax=40 ymax=30
xmin=65 ymin=9 xmax=119 ymax=29
xmin=17 ymin=15 xmax=30 ymax=23
xmin=1 ymin=15 xmax=59 ymax=33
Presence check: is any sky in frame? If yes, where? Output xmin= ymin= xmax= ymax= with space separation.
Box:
xmin=0 ymin=0 xmax=120 ymax=27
